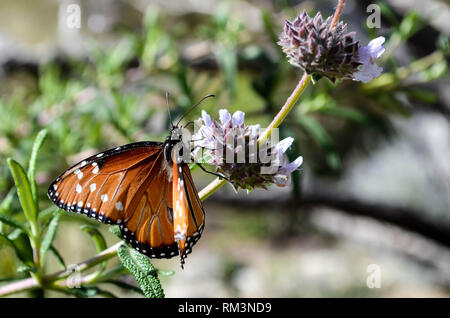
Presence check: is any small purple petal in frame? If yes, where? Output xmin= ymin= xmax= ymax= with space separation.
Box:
xmin=354 ymin=36 xmax=385 ymax=83
xmin=367 ymin=36 xmax=385 ymax=58
xmin=283 ymin=156 xmax=303 ymax=174
xmin=232 ymin=111 xmax=245 ymax=127
xmin=276 ymin=137 xmax=294 ymax=153
xmin=219 ymin=109 xmax=232 ymax=126
xmin=201 ymin=110 xmax=213 ymax=127
xmin=354 ymin=63 xmax=383 ymax=83
xmin=249 ymin=124 xmax=260 ymax=139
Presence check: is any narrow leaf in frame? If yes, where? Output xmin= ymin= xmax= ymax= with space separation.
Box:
xmin=57 ymin=286 xmax=102 ymax=298
xmin=0 ymin=213 xmax=28 ymax=233
xmin=117 ymin=245 xmax=164 ymax=298
xmin=0 ymin=188 xmax=15 ymax=214
xmin=81 ymin=225 xmax=107 ymax=272
xmin=40 ymin=212 xmax=61 ymax=262
xmin=17 ymin=265 xmax=37 ymax=273
xmin=157 ymin=269 xmax=175 ymax=277
xmin=0 ymin=231 xmax=34 ymax=264
xmin=80 ymin=225 xmax=107 ymax=252
xmin=299 ymin=116 xmax=334 ymax=149
xmin=321 ymin=107 xmax=368 ymax=123
xmin=109 ymin=225 xmax=122 ymax=238
xmin=38 ymin=206 xmax=59 ymax=223
xmin=104 ymin=280 xmax=144 ymax=295
xmin=49 ymin=245 xmax=66 ymax=269
xmin=7 ymin=158 xmax=37 ymax=224
xmin=0 ymin=188 xmax=15 ymax=233
xmin=27 ymin=129 xmax=48 ymax=204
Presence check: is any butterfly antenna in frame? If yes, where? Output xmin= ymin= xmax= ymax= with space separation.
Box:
xmin=175 ymin=94 xmax=215 ymax=127
xmin=166 ymin=92 xmax=174 ymax=130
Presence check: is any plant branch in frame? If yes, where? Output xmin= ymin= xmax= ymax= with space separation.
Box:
xmin=330 ymin=0 xmax=346 ymax=29
xmin=210 ymin=193 xmax=450 ymax=248
xmin=0 ymin=241 xmax=124 ymax=297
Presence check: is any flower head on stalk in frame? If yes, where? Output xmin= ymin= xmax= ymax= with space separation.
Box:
xmin=278 ymin=10 xmax=385 ymax=83
xmin=192 ymin=109 xmax=303 ymax=191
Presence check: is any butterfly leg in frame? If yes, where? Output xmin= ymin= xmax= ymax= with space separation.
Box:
xmin=195 ymin=163 xmax=229 ymax=181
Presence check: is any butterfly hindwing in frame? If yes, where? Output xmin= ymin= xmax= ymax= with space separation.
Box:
xmin=119 ymin=151 xmax=179 ymax=258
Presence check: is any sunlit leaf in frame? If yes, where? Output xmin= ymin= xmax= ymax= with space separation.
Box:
xmin=117 ymin=245 xmax=164 ymax=298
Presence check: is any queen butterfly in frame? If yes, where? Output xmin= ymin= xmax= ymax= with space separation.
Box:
xmin=47 ymin=106 xmax=208 ymax=268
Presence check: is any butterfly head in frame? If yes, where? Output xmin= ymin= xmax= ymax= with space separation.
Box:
xmin=164 ymin=125 xmax=188 ymax=166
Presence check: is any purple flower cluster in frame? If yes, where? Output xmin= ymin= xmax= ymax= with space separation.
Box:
xmin=192 ymin=109 xmax=303 ymax=191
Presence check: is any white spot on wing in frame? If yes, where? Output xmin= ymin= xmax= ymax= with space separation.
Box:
xmin=76 ymin=183 xmax=82 ymax=193
xmin=96 ymin=153 xmax=104 ymax=158
xmin=101 ymin=194 xmax=108 ymax=202
xmin=90 ymin=183 xmax=96 ymax=192
xmin=77 ymin=171 xmax=83 ymax=179
xmin=115 ymin=202 xmax=123 ymax=211
xmin=93 ymin=166 xmax=99 ymax=174
xmin=80 ymin=161 xmax=87 ymax=167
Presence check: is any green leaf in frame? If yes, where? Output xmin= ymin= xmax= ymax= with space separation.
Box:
xmin=81 ymin=225 xmax=108 ymax=272
xmin=104 ymin=279 xmax=144 ymax=295
xmin=0 ymin=213 xmax=28 ymax=233
xmin=109 ymin=225 xmax=122 ymax=238
xmin=80 ymin=225 xmax=107 ymax=252
xmin=0 ymin=188 xmax=15 ymax=214
xmin=17 ymin=264 xmax=37 ymax=273
xmin=38 ymin=206 xmax=59 ymax=223
xmin=377 ymin=1 xmax=400 ymax=26
xmin=321 ymin=107 xmax=368 ymax=123
xmin=40 ymin=212 xmax=61 ymax=262
xmin=27 ymin=129 xmax=48 ymax=204
xmin=117 ymin=245 xmax=164 ymax=298
xmin=299 ymin=116 xmax=334 ymax=150
xmin=157 ymin=269 xmax=175 ymax=277
xmin=0 ymin=231 xmax=34 ymax=264
xmin=50 ymin=245 xmax=66 ymax=269
xmin=57 ymin=286 xmax=104 ymax=298
xmin=0 ymin=189 xmax=15 ymax=233
xmin=7 ymin=158 xmax=37 ymax=225
xmin=398 ymin=11 xmax=421 ymax=40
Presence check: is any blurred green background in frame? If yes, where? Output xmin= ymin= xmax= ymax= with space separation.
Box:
xmin=0 ymin=0 xmax=449 ymax=297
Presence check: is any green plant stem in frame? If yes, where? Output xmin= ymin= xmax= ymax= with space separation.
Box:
xmin=0 ymin=241 xmax=124 ymax=297
xmin=257 ymin=72 xmax=311 ymax=145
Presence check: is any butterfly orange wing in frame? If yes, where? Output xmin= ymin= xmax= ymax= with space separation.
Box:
xmin=48 ymin=142 xmax=178 ymax=258
xmin=172 ymin=157 xmax=205 ymax=268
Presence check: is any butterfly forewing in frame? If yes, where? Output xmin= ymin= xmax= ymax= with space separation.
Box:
xmin=48 ymin=142 xmax=164 ymax=224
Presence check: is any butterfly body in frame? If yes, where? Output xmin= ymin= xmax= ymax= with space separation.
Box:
xmin=48 ymin=134 xmax=205 ymax=268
